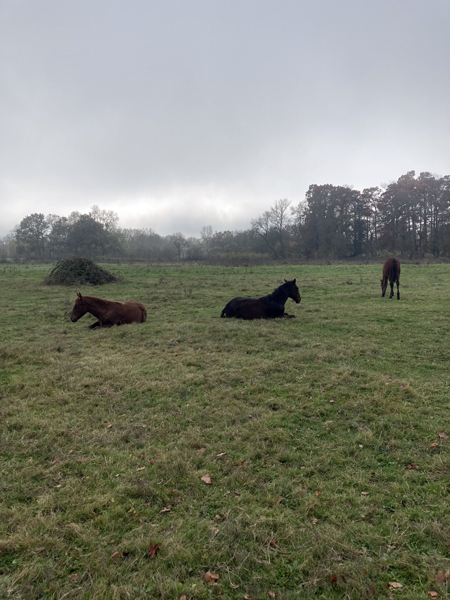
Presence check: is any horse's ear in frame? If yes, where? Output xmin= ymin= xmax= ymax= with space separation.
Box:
xmin=293 ymin=279 xmax=296 ymax=284
xmin=77 ymin=292 xmax=82 ymax=299
xmin=284 ymin=279 xmax=287 ymax=283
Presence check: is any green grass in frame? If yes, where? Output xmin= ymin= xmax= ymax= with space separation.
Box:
xmin=0 ymin=262 xmax=449 ymax=599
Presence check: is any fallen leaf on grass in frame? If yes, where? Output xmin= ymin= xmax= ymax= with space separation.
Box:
xmin=428 ymin=592 xmax=439 ymax=599
xmin=216 ymin=452 xmax=227 ymax=457
xmin=430 ymin=442 xmax=439 ymax=448
xmin=230 ymin=582 xmax=239 ymax=589
xmin=160 ymin=505 xmax=172 ymax=513
xmin=315 ymin=490 xmax=322 ymax=496
xmin=439 ymin=431 xmax=449 ymax=439
xmin=107 ymin=424 xmax=113 ymax=429
xmin=71 ymin=573 xmax=78 ymax=581
xmin=405 ymin=465 xmax=419 ymax=470
xmin=361 ymin=492 xmax=369 ymax=496
xmin=269 ymin=539 xmax=277 ymax=547
xmin=268 ymin=591 xmax=276 ymax=598
xmin=312 ymin=518 xmax=318 ymax=525
xmin=330 ymin=575 xmax=337 ymax=584
xmin=111 ymin=551 xmax=119 ymax=558
xmin=436 ymin=570 xmax=450 ymax=582
xmin=201 ymin=474 xmax=212 ymax=484
xmin=389 ymin=582 xmax=402 ymax=589
xmin=136 ymin=467 xmax=145 ymax=472
xmin=180 ymin=596 xmax=187 ymax=600
xmin=204 ymin=570 xmax=219 ymax=585
xmin=148 ymin=541 xmax=159 ymax=559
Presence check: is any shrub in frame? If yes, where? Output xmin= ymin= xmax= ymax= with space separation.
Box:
xmin=43 ymin=257 xmax=118 ymax=286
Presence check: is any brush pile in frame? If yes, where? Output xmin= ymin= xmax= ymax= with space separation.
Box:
xmin=44 ymin=257 xmax=118 ymax=286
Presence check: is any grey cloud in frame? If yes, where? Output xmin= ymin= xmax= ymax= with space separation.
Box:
xmin=1 ymin=0 xmax=449 ymax=236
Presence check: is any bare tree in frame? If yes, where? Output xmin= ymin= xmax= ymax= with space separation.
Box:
xmin=251 ymin=199 xmax=291 ymax=258
xmin=90 ymin=205 xmax=119 ymax=231
xmin=169 ymin=232 xmax=188 ymax=261
xmin=200 ymin=225 xmax=214 ymax=257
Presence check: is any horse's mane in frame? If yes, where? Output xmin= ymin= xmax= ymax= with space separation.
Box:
xmin=83 ymin=296 xmax=121 ymax=305
xmin=268 ymin=281 xmax=290 ymax=303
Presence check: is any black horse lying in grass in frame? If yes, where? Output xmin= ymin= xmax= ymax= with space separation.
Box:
xmin=221 ymin=279 xmax=301 ymax=320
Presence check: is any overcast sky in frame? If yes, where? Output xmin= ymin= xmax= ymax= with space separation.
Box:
xmin=1 ymin=0 xmax=449 ymax=238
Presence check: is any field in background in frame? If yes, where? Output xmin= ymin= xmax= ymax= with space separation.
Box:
xmin=1 ymin=262 xmax=449 ymax=599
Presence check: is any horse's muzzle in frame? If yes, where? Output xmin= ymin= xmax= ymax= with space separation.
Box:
xmin=71 ymin=316 xmax=78 ymax=322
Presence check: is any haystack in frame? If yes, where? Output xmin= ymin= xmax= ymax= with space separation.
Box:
xmin=44 ymin=257 xmax=118 ymax=286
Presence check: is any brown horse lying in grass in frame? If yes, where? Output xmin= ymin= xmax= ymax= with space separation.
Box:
xmin=221 ymin=279 xmax=301 ymax=319
xmin=381 ymin=257 xmax=401 ymax=299
xmin=70 ymin=293 xmax=147 ymax=328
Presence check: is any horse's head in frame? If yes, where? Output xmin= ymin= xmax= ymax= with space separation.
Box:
xmin=70 ymin=292 xmax=87 ymax=322
xmin=284 ymin=279 xmax=301 ymax=303
xmin=380 ymin=278 xmax=387 ymax=295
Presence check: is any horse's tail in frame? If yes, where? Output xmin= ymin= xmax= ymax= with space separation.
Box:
xmin=140 ymin=306 xmax=147 ymax=322
xmin=392 ymin=259 xmax=399 ymax=282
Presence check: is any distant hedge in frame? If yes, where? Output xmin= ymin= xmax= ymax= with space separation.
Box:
xmin=44 ymin=257 xmax=118 ymax=286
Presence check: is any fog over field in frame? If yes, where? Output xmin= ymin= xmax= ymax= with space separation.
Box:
xmin=1 ymin=0 xmax=449 ymax=237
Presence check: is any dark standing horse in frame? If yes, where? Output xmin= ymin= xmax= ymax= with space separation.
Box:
xmin=70 ymin=293 xmax=147 ymax=328
xmin=221 ymin=279 xmax=301 ymax=320
xmin=381 ymin=258 xmax=400 ymax=299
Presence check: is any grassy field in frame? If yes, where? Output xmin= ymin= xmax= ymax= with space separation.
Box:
xmin=0 ymin=262 xmax=449 ymax=600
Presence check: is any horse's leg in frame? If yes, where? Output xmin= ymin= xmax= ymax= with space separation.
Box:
xmin=389 ymin=281 xmax=394 ymax=298
xmin=89 ymin=318 xmax=104 ymax=328
xmin=397 ymin=280 xmax=400 ymax=300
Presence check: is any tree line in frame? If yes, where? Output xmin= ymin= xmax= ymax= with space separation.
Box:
xmin=1 ymin=171 xmax=449 ymax=263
